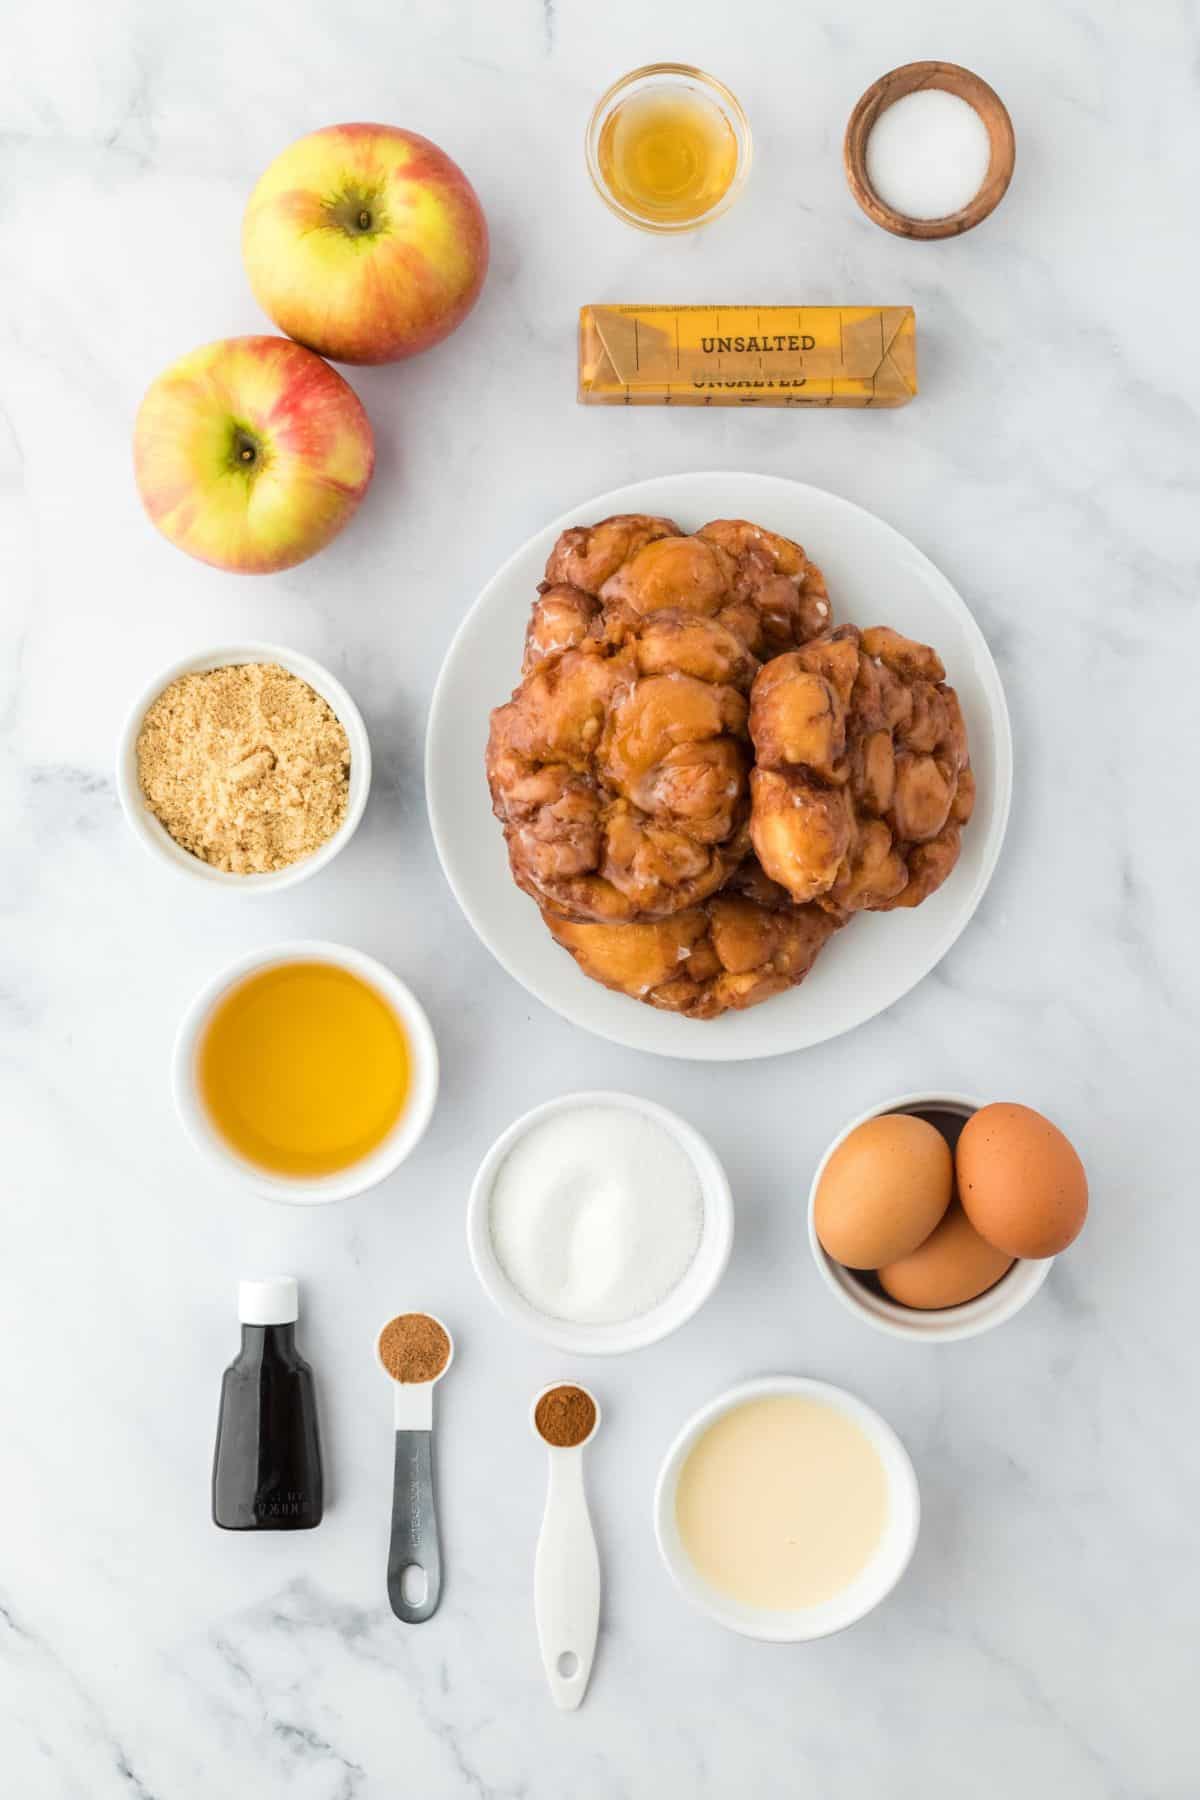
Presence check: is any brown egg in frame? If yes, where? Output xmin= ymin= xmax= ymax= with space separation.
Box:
xmin=956 ymin=1102 xmax=1088 ymax=1258
xmin=878 ymin=1201 xmax=1014 ymax=1309
xmin=814 ymin=1112 xmax=953 ymax=1269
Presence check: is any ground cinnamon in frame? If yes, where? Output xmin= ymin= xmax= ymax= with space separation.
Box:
xmin=378 ymin=1313 xmax=451 ymax=1384
xmin=534 ymin=1385 xmax=596 ymax=1447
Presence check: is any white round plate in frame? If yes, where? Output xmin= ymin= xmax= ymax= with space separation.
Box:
xmin=426 ymin=472 xmax=1011 ymax=1061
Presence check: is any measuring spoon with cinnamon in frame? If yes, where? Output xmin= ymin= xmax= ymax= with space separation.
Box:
xmin=530 ymin=1382 xmax=602 ymax=1710
xmin=375 ymin=1311 xmax=454 ymax=1623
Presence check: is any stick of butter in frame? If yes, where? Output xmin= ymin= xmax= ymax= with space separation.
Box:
xmin=578 ymin=305 xmax=917 ymax=407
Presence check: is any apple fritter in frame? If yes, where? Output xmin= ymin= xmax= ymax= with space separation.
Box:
xmin=523 ymin=584 xmax=600 ymax=673
xmin=749 ymin=624 xmax=974 ymax=914
xmin=534 ymin=512 xmax=831 ymax=658
xmin=487 ymin=611 xmax=758 ymax=923
xmin=596 ymin=520 xmax=831 ymax=660
xmin=696 ymin=519 xmax=832 ymax=653
xmin=541 ymin=860 xmax=840 ymax=1018
xmin=543 ymin=514 xmax=683 ymax=594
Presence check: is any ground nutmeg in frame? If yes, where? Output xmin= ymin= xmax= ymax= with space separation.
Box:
xmin=534 ymin=1384 xmax=597 ymax=1447
xmin=378 ymin=1313 xmax=451 ymax=1384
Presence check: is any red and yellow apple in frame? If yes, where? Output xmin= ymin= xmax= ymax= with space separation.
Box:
xmin=241 ymin=123 xmax=488 ymax=365
xmin=133 ymin=335 xmax=374 ymax=574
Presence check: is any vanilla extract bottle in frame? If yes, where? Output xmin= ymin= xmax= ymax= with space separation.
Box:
xmin=212 ymin=1278 xmax=324 ymax=1531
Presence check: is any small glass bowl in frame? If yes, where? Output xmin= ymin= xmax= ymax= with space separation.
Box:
xmin=585 ymin=63 xmax=752 ymax=235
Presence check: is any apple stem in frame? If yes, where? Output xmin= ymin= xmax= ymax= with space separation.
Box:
xmin=326 ymin=191 xmax=383 ymax=238
xmin=231 ymin=426 xmax=260 ymax=471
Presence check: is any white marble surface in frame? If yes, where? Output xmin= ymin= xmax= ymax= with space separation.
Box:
xmin=2 ymin=2 xmax=1196 ymax=1794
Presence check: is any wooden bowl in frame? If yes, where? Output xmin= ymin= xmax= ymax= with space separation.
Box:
xmin=844 ymin=61 xmax=1015 ymax=240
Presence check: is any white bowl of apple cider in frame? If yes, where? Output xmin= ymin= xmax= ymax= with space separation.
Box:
xmin=172 ymin=941 xmax=438 ymax=1203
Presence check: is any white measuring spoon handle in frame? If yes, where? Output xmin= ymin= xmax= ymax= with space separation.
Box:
xmin=534 ymin=1448 xmax=599 ymax=1710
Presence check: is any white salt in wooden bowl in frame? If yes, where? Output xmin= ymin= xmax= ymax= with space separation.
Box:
xmin=844 ymin=61 xmax=1015 ymax=239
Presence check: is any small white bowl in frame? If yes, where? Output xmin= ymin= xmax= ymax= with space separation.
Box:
xmin=466 ymin=1090 xmax=734 ymax=1354
xmin=116 ymin=641 xmax=371 ymax=892
xmin=173 ymin=940 xmax=438 ymax=1204
xmin=654 ymin=1375 xmax=920 ymax=1641
xmin=808 ymin=1091 xmax=1053 ymax=1343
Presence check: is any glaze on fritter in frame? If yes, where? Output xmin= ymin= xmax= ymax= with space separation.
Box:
xmin=488 ymin=610 xmax=757 ymax=922
xmin=749 ymin=625 xmax=974 ymax=915
xmin=490 ymin=512 xmax=835 ymax=925
xmin=541 ymin=861 xmax=840 ymax=1019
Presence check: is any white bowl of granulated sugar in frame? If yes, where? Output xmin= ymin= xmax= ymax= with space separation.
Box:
xmin=466 ymin=1090 xmax=734 ymax=1354
xmin=116 ymin=642 xmax=371 ymax=892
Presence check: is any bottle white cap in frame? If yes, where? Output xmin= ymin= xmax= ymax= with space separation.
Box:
xmin=238 ymin=1277 xmax=299 ymax=1325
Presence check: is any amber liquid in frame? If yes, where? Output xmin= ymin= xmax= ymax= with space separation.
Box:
xmin=597 ymin=86 xmax=738 ymax=225
xmin=198 ymin=961 xmax=410 ymax=1177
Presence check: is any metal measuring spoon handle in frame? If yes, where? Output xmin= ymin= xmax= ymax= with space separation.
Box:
xmin=387 ymin=1428 xmax=441 ymax=1623
xmin=375 ymin=1313 xmax=455 ymax=1627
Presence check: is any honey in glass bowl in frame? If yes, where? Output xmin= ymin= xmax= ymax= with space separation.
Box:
xmin=587 ymin=64 xmax=751 ymax=233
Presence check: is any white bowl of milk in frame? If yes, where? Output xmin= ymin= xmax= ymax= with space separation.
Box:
xmin=654 ymin=1375 xmax=920 ymax=1640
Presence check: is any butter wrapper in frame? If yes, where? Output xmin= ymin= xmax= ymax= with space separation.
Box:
xmin=578 ymin=304 xmax=917 ymax=407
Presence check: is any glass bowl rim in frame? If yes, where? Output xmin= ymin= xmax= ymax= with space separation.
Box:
xmin=585 ymin=61 xmax=753 ymax=235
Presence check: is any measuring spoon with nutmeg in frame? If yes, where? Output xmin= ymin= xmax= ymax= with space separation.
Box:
xmin=530 ymin=1382 xmax=602 ymax=1710
xmin=375 ymin=1312 xmax=455 ymax=1624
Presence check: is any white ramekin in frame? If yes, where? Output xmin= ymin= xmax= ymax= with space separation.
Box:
xmin=173 ymin=940 xmax=438 ymax=1204
xmin=808 ymin=1091 xmax=1053 ymax=1343
xmin=654 ymin=1375 xmax=920 ymax=1641
xmin=116 ymin=642 xmax=371 ymax=891
xmin=466 ymin=1090 xmax=734 ymax=1354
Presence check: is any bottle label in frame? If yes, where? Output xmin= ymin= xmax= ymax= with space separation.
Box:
xmin=257 ymin=1488 xmax=308 ymax=1518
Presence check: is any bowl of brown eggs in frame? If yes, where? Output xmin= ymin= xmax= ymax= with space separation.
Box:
xmin=808 ymin=1092 xmax=1088 ymax=1343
